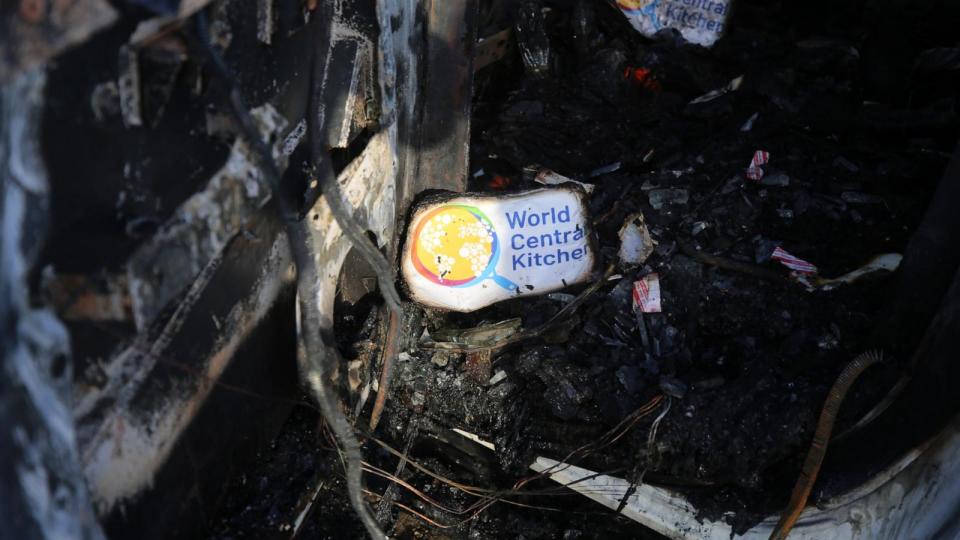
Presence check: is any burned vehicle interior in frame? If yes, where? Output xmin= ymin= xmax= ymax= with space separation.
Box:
xmin=2 ymin=0 xmax=960 ymax=539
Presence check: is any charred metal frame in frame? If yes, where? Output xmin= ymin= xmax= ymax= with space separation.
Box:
xmin=2 ymin=0 xmax=475 ymax=537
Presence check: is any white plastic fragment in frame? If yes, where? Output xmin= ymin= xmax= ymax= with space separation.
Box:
xmin=632 ymin=273 xmax=662 ymax=313
xmin=614 ymin=0 xmax=732 ymax=47
xmin=648 ymin=188 xmax=689 ymax=210
xmin=401 ymin=187 xmax=596 ymax=312
xmin=689 ymin=75 xmax=744 ymax=104
xmin=740 ymin=111 xmax=759 ymax=131
xmin=619 ymin=213 xmax=657 ymax=265
xmin=452 ymin=429 xmax=496 ymax=452
xmin=816 ymin=253 xmax=902 ymax=291
xmin=589 ymin=162 xmax=622 ymax=178
xmin=530 ymin=457 xmax=736 ymax=540
xmin=745 ymin=150 xmax=770 ymax=181
xmin=534 ymin=169 xmax=595 ymax=193
xmin=488 ymin=370 xmax=508 ymax=385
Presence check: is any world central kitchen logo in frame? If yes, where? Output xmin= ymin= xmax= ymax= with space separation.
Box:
xmin=411 ymin=204 xmax=587 ymax=290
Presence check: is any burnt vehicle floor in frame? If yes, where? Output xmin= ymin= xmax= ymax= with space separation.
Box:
xmin=212 ymin=1 xmax=957 ymax=538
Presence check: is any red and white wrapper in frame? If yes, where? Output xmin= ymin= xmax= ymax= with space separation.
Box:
xmin=632 ymin=273 xmax=662 ymax=313
xmin=771 ymin=246 xmax=818 ymax=275
xmin=745 ymin=150 xmax=770 ymax=181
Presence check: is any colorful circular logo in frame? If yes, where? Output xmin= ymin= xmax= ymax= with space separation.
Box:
xmin=617 ymin=0 xmax=655 ymax=12
xmin=411 ymin=205 xmax=501 ymax=288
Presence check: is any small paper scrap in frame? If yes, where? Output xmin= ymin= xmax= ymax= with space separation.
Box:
xmin=534 ymin=169 xmax=595 ymax=193
xmin=619 ymin=213 xmax=656 ymax=266
xmin=771 ymin=246 xmax=818 ymax=275
xmin=745 ymin=150 xmax=769 ymax=181
xmin=632 ymin=273 xmax=662 ymax=313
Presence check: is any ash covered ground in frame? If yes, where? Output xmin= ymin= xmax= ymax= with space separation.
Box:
xmin=213 ymin=0 xmax=958 ymax=537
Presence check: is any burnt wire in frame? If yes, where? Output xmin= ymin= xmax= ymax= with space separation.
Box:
xmin=189 ymin=11 xmax=385 ymax=539
xmin=375 ymin=416 xmax=418 ymax=521
xmin=770 ymin=350 xmax=884 ymax=540
xmin=360 ymin=394 xmax=666 ymax=517
xmin=369 ymin=307 xmax=400 ymax=430
xmin=617 ymin=396 xmax=671 ymax=512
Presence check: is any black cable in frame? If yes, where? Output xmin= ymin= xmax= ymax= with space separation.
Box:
xmin=189 ymin=11 xmax=385 ymax=539
xmin=316 ymin=157 xmax=404 ymax=313
xmin=305 ymin=2 xmax=403 ymax=434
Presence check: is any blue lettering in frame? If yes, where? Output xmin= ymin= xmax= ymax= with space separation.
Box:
xmin=511 ymin=233 xmax=524 ymax=250
xmin=572 ymin=248 xmax=584 ymax=260
xmin=512 ymin=253 xmax=526 ymax=269
xmin=544 ymin=254 xmax=556 ymax=265
xmin=665 ymin=4 xmax=678 ymax=20
xmin=505 ymin=210 xmax=526 ymax=229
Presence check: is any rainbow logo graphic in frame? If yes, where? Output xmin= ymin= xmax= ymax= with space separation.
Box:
xmin=617 ymin=0 xmax=655 ymax=13
xmin=410 ymin=204 xmax=517 ymax=290
xmin=616 ymin=0 xmax=663 ymax=31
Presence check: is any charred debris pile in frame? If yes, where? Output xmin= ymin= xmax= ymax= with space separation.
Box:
xmin=215 ymin=0 xmax=958 ymax=537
